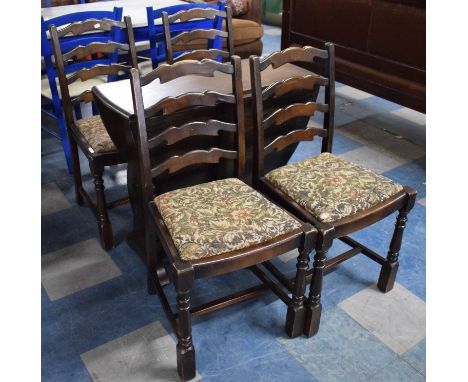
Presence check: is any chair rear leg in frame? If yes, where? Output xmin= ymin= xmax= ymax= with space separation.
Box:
xmin=91 ymin=162 xmax=113 ymax=250
xmin=53 ymin=99 xmax=73 ymax=173
xmin=69 ymin=133 xmax=84 ymax=206
xmin=175 ymin=276 xmax=196 ymax=381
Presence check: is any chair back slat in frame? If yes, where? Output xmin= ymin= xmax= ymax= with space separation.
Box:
xmin=55 ymin=18 xmax=126 ymax=37
xmin=67 ymin=63 xmax=132 ymax=84
xmin=128 ymin=56 xmax=245 ymax=201
xmin=176 ymin=49 xmax=230 ymax=62
xmin=70 ymin=90 xmax=94 ymax=106
xmin=148 ymin=120 xmax=237 ymax=149
xmin=260 ymin=46 xmax=329 ymax=71
xmin=171 ymin=28 xmax=229 ymax=45
xmin=146 ymin=91 xmax=236 ymax=117
xmin=263 ymin=102 xmax=329 ymax=130
xmin=262 ymin=74 xmax=329 ymax=101
xmin=264 ymin=127 xmax=328 ymax=156
xmin=141 ymin=58 xmax=233 ymax=86
xmin=250 ymin=44 xmax=335 ymax=179
xmin=167 ymin=7 xmax=227 ymax=23
xmin=151 ymin=148 xmax=238 ymax=177
xmin=62 ymin=41 xmax=129 ymax=61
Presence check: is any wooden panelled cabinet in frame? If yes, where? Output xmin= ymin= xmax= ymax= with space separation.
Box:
xmin=281 ymin=0 xmax=426 ymax=112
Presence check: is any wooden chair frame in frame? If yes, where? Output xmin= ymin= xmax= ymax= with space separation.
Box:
xmin=250 ymin=45 xmax=417 ymax=337
xmin=50 ymin=16 xmax=138 ymax=250
xmin=128 ymin=57 xmax=317 ymax=380
xmin=162 ymin=5 xmax=234 ymax=64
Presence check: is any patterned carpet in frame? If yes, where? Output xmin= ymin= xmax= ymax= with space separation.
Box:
xmin=42 ymin=25 xmax=426 ymax=382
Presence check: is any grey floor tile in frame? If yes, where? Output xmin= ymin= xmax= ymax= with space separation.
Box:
xmin=338 ymin=283 xmax=426 ymax=355
xmin=390 ymin=108 xmax=426 ymax=126
xmin=279 ymin=306 xmax=397 ymax=382
xmin=336 ymin=85 xmax=373 ymax=100
xmin=278 ymin=249 xmax=299 ymax=263
xmin=81 ymin=321 xmax=201 ymax=382
xmin=402 ymin=339 xmax=426 ymax=376
xmin=339 ymin=145 xmax=408 ymax=174
xmin=368 ymin=358 xmax=425 ymax=382
xmin=42 ymin=239 xmax=122 ymax=301
xmin=417 ymin=197 xmax=426 ymax=207
xmin=42 ymin=182 xmax=72 ymax=216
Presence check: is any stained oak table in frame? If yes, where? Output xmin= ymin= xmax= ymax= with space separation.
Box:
xmin=92 ymin=59 xmax=317 ymax=273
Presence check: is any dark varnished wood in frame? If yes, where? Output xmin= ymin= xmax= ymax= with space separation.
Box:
xmin=126 ymin=57 xmax=318 ymax=380
xmin=163 ymin=6 xmax=234 ymax=65
xmin=249 ymin=45 xmax=418 ymax=337
xmin=49 ymin=16 xmax=138 ymax=250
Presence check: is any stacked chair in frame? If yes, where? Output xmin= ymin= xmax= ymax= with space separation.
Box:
xmin=49 ymin=16 xmax=138 ymax=249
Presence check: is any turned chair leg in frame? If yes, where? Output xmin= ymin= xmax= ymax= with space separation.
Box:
xmin=285 ymin=247 xmax=309 ymax=338
xmin=175 ymin=276 xmax=196 ymax=381
xmin=377 ymin=210 xmax=409 ymax=293
xmin=90 ymin=162 xmax=113 ymax=250
xmin=304 ymin=246 xmax=328 ymax=337
xmin=69 ymin=134 xmax=84 ymax=205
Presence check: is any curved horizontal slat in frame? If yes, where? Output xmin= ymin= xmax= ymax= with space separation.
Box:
xmin=141 ymin=59 xmax=233 ymax=86
xmin=263 ymin=102 xmax=329 ymax=129
xmin=57 ymin=18 xmax=126 ymax=37
xmin=63 ymin=41 xmax=128 ymax=61
xmin=174 ymin=49 xmax=229 ymax=62
xmin=264 ymin=127 xmax=328 ymax=155
xmin=262 ymin=74 xmax=329 ymax=101
xmin=67 ymin=64 xmax=132 ymax=84
xmin=260 ymin=46 xmax=328 ymax=71
xmin=146 ymin=91 xmax=235 ymax=117
xmin=148 ymin=120 xmax=236 ymax=148
xmin=168 ymin=8 xmax=226 ymax=22
xmin=151 ymin=148 xmax=237 ymax=177
xmin=70 ymin=90 xmax=94 ymax=105
xmin=172 ymin=29 xmax=228 ymax=45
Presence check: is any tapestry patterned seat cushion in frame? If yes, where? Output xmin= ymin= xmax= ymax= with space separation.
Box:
xmin=264 ymin=153 xmax=404 ymax=223
xmin=154 ymin=178 xmax=302 ymax=261
xmin=75 ymin=115 xmax=117 ymax=153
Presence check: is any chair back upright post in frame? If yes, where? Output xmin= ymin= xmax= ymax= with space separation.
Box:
xmin=162 ymin=5 xmax=234 ymax=64
xmin=49 ymin=16 xmax=137 ymax=128
xmin=128 ymin=56 xmax=245 ymax=207
xmin=250 ymin=44 xmax=335 ymax=182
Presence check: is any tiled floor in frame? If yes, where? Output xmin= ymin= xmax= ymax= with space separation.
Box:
xmin=42 ymin=25 xmax=426 ymax=381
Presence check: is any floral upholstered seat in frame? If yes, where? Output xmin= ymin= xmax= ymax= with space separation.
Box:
xmin=75 ymin=115 xmax=117 ymax=153
xmin=154 ymin=178 xmax=302 ymax=261
xmin=264 ymin=153 xmax=404 ymax=223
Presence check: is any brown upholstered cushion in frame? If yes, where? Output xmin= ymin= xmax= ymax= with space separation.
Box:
xmin=154 ymin=178 xmax=302 ymax=261
xmin=265 ymin=153 xmax=404 ymax=223
xmin=75 ymin=115 xmax=117 ymax=153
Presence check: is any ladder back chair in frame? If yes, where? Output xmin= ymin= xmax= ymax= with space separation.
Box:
xmin=41 ymin=7 xmax=123 ymax=172
xmin=250 ymin=45 xmax=417 ymax=337
xmin=50 ymin=16 xmax=138 ymax=250
xmin=128 ymin=57 xmax=316 ymax=380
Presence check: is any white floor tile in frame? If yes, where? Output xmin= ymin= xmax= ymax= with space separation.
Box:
xmin=81 ymin=321 xmax=201 ymax=382
xmin=339 ymin=283 xmax=426 ymax=355
xmin=42 ymin=239 xmax=121 ymax=301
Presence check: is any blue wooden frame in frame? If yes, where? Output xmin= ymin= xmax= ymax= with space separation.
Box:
xmin=41 ymin=7 xmax=123 ymax=172
xmin=146 ymin=2 xmax=225 ymax=70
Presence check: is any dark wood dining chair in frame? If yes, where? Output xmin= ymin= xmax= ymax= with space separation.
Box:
xmin=128 ymin=57 xmax=316 ymax=380
xmin=162 ymin=5 xmax=234 ymax=64
xmin=250 ymin=45 xmax=418 ymax=337
xmin=50 ymin=17 xmax=138 ymax=250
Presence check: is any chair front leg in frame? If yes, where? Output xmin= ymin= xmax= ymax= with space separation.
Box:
xmin=285 ymin=247 xmax=310 ymax=338
xmin=90 ymin=161 xmax=113 ymax=250
xmin=175 ymin=274 xmax=196 ymax=381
